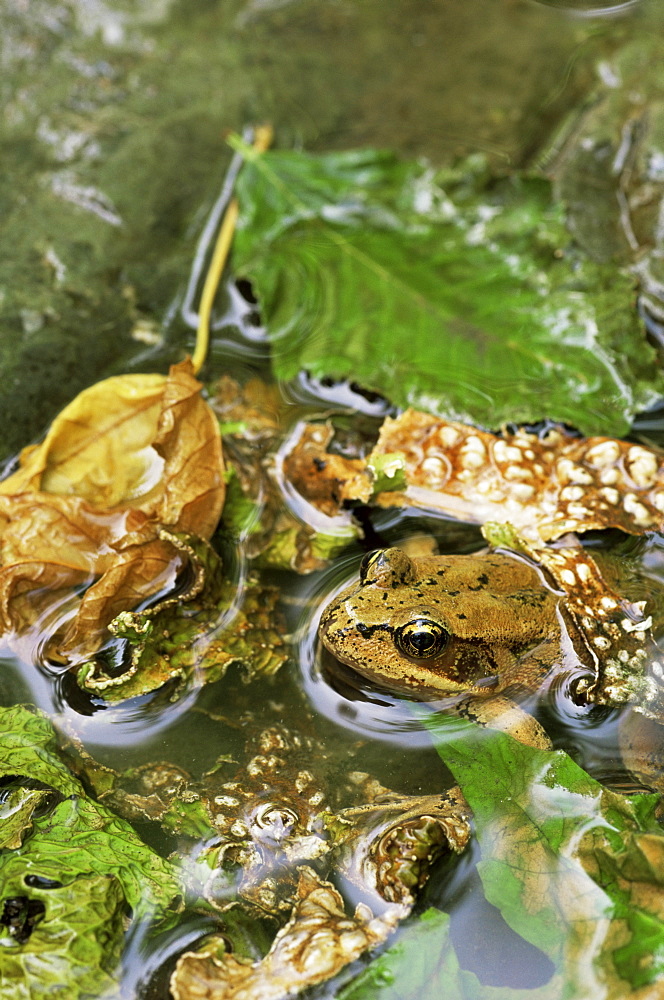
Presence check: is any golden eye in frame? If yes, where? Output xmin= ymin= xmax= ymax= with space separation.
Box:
xmin=395 ymin=619 xmax=449 ymax=659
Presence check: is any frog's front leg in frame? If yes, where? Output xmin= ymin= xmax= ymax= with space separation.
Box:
xmin=618 ymin=709 xmax=664 ymax=794
xmin=454 ymin=694 xmax=552 ymax=750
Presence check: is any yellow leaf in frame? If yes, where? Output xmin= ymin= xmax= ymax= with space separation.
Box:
xmin=0 ymin=360 xmax=225 ymax=663
xmin=1 ymin=374 xmax=167 ymax=507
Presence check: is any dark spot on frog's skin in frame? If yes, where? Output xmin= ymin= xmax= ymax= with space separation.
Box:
xmin=447 ymin=590 xmax=460 ymax=597
xmin=467 ymin=583 xmax=484 ymax=591
xmin=382 ymin=592 xmax=388 ymax=601
xmin=477 ymin=573 xmax=489 ymax=586
xmin=475 ymin=675 xmax=499 ymax=688
xmin=509 ymin=592 xmax=548 ymax=607
xmin=457 ymin=614 xmax=467 ymax=620
xmin=437 ymin=569 xmax=447 ymax=577
xmin=313 ymin=457 xmax=326 ymax=471
xmin=356 ymin=622 xmax=391 ymax=639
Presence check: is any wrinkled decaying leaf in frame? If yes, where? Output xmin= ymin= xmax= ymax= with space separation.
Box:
xmin=78 ymin=533 xmax=287 ymax=702
xmin=96 ymin=713 xmax=472 ymax=1000
xmin=213 ymin=375 xmax=358 ymax=572
xmin=231 ymin=140 xmax=664 ymax=437
xmin=421 ymin=711 xmax=664 ymax=995
xmin=171 ymin=867 xmax=402 ymax=1000
xmin=0 ymin=706 xmax=182 ymax=999
xmin=282 ymin=412 xmax=664 ymax=543
xmin=0 ymin=360 xmax=224 ymax=663
xmin=281 ymin=422 xmax=373 ymax=517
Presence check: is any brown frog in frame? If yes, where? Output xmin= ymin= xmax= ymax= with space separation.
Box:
xmin=319 ymin=539 xmax=661 ymax=759
xmin=319 ymin=547 xmax=568 ymax=699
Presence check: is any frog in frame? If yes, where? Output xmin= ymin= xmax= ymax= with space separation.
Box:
xmin=319 ymin=546 xmax=567 ymax=701
xmin=318 ymin=534 xmax=662 ymax=770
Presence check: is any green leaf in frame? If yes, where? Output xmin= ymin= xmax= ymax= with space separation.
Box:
xmin=231 ymin=142 xmax=664 ymax=437
xmin=417 ymin=709 xmax=664 ymax=992
xmin=339 ymin=908 xmax=561 ymax=1000
xmin=0 ymin=866 xmax=126 ymax=1000
xmin=0 ymin=706 xmax=182 ymax=998
xmin=0 ymin=704 xmax=80 ymax=798
xmin=368 ymin=452 xmax=408 ymax=495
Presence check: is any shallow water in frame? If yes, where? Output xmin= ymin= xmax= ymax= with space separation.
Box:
xmin=2 ymin=0 xmax=664 ymax=997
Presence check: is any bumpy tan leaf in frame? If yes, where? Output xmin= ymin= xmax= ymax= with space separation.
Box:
xmin=371 ymin=412 xmax=664 ymax=542
xmin=0 ymin=360 xmax=224 ymax=662
xmin=282 ymin=412 xmax=664 ymax=544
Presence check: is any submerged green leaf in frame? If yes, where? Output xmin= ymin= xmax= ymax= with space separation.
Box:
xmin=419 ymin=710 xmax=664 ymax=993
xmin=339 ymin=907 xmax=561 ymax=1000
xmin=231 ymin=142 xmax=663 ymax=437
xmin=0 ymin=866 xmax=126 ymax=1000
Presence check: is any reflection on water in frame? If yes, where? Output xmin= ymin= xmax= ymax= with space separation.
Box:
xmin=531 ymin=0 xmax=641 ymax=14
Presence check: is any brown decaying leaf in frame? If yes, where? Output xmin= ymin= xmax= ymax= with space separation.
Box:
xmin=281 ymin=422 xmax=373 ymax=518
xmin=0 ymin=360 xmax=224 ymax=662
xmin=170 ymin=867 xmax=402 ymax=1000
xmin=213 ymin=377 xmax=356 ymax=573
xmin=283 ymin=411 xmax=664 ymax=542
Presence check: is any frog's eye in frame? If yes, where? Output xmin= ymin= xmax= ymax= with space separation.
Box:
xmin=395 ymin=618 xmax=449 ymax=659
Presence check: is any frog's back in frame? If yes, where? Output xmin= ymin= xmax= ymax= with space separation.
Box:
xmin=401 ymin=552 xmax=559 ymax=645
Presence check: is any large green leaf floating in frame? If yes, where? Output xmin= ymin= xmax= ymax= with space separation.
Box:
xmin=231 ymin=140 xmax=664 ymax=436
xmin=419 ymin=711 xmax=664 ymax=995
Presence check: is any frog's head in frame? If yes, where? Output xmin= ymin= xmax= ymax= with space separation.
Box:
xmin=318 ymin=547 xmax=504 ymax=698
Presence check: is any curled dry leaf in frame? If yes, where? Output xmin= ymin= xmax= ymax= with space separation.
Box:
xmin=78 ymin=533 xmax=287 ymax=702
xmin=171 ymin=867 xmax=402 ymax=1000
xmin=0 ymin=360 xmax=224 ymax=662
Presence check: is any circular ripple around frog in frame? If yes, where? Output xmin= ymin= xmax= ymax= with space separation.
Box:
xmin=296 ymin=573 xmax=444 ymax=749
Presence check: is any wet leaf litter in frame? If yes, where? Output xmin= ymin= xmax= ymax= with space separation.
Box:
xmin=4 ymin=24 xmax=664 ymax=997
